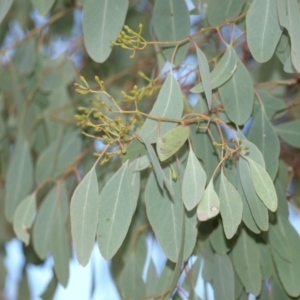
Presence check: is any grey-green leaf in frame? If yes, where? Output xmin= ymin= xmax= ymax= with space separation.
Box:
xmin=219 ymin=171 xmax=243 ymax=239
xmin=239 ymin=158 xmax=269 ymax=231
xmin=0 ymin=0 xmax=13 ymax=23
xmin=5 ymin=138 xmax=33 ymax=222
xmin=248 ymin=107 xmax=280 ymax=180
xmin=191 ymin=45 xmax=237 ymax=93
xmin=232 ymin=229 xmax=262 ymax=296
xmin=219 ymin=55 xmax=254 ymax=125
xmin=247 ymin=158 xmax=278 ymax=212
xmin=212 ymin=254 xmax=235 ymax=300
xmin=246 ymin=0 xmax=282 ymax=62
xmin=182 ymin=148 xmax=207 ymax=211
xmin=275 ymin=119 xmax=300 ymax=148
xmin=197 ymin=180 xmax=220 ymax=221
xmin=195 ymin=46 xmax=212 ymax=107
xmin=153 ymin=0 xmax=190 ymax=65
xmin=139 ymin=73 xmax=183 ymax=143
xmin=31 ymin=0 xmax=55 ymax=16
xmin=13 ymin=193 xmax=36 ymax=245
xmin=83 ymin=0 xmax=129 ymax=63
xmin=97 ymin=161 xmax=133 ymax=260
xmin=71 ymin=166 xmax=99 ymax=266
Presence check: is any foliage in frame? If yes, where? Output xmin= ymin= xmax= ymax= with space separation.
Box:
xmin=1 ymin=0 xmax=300 ymax=299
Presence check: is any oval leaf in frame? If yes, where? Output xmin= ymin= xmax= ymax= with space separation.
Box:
xmin=197 ymin=180 xmax=220 ymax=221
xmin=275 ymin=119 xmax=300 ymax=148
xmin=97 ymin=161 xmax=133 ymax=260
xmin=13 ymin=193 xmax=36 ymax=245
xmin=247 ymin=158 xmax=278 ymax=212
xmin=219 ymin=171 xmax=243 ymax=239
xmin=182 ymin=148 xmax=207 ymax=211
xmin=71 ymin=167 xmax=100 ymax=266
xmin=156 ymin=125 xmax=190 ymax=161
xmin=191 ymin=45 xmax=237 ymax=93
xmin=83 ymin=0 xmax=129 ymax=63
xmin=219 ymin=56 xmax=254 ymax=125
xmin=246 ymin=0 xmax=282 ymax=62
xmin=139 ymin=73 xmax=183 ymax=144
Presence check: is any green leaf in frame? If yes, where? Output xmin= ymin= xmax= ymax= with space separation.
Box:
xmin=219 ymin=56 xmax=254 ymax=125
xmin=258 ymin=243 xmax=273 ymax=280
xmin=271 ymin=216 xmax=300 ymax=297
xmin=5 ymin=137 xmax=33 ymax=222
xmin=40 ymin=276 xmax=57 ymax=300
xmin=239 ymin=138 xmax=266 ymax=168
xmin=210 ymin=220 xmax=230 ymax=254
xmin=140 ymin=136 xmax=173 ymax=196
xmin=145 ymin=167 xmax=197 ymax=262
xmin=119 ymin=254 xmax=146 ymax=299
xmin=195 ymin=46 xmax=212 ymax=107
xmin=238 ymin=158 xmax=269 ymax=231
xmin=83 ymin=0 xmax=129 ymax=63
xmin=31 ymin=0 xmax=55 ymax=16
xmin=35 ymin=131 xmax=81 ymax=184
xmin=212 ymin=254 xmax=235 ymax=300
xmin=153 ymin=0 xmax=190 ymax=65
xmin=139 ymin=73 xmax=183 ymax=144
xmin=275 ymin=119 xmax=300 ymax=148
xmin=122 ymin=139 xmax=147 ymax=160
xmin=71 ymin=166 xmax=99 ymax=266
xmin=128 ymin=159 xmax=141 ymax=213
xmin=246 ymin=0 xmax=282 ymax=62
xmin=247 ymin=158 xmax=278 ymax=212
xmin=190 ymin=123 xmax=220 ymax=180
xmin=197 ymin=180 xmax=220 ymax=221
xmin=13 ymin=193 xmax=36 ymax=245
xmin=0 ymin=0 xmax=13 ymax=23
xmin=191 ymin=45 xmax=237 ymax=93
xmin=207 ymin=0 xmax=245 ymax=26
xmin=219 ymin=171 xmax=243 ymax=239
xmin=156 ymin=125 xmax=190 ymax=161
xmin=182 ymin=147 xmax=207 ymax=211
xmin=32 ymin=184 xmax=69 ymax=259
xmin=248 ymin=107 xmax=280 ymax=180
xmin=50 ymin=217 xmax=71 ymax=288
xmin=97 ymin=161 xmax=133 ymax=260
xmin=232 ymin=229 xmax=262 ymax=296
xmin=285 ymin=0 xmax=300 ymax=72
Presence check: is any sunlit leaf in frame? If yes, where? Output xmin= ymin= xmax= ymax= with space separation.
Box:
xmin=197 ymin=180 xmax=220 ymax=221
xmin=212 ymin=254 xmax=235 ymax=300
xmin=219 ymin=171 xmax=243 ymax=239
xmin=247 ymin=158 xmax=278 ymax=212
xmin=275 ymin=119 xmax=300 ymax=148
xmin=153 ymin=0 xmax=190 ymax=65
xmin=219 ymin=55 xmax=254 ymax=125
xmin=139 ymin=73 xmax=183 ymax=144
xmin=191 ymin=45 xmax=237 ymax=93
xmin=248 ymin=107 xmax=280 ymax=180
xmin=71 ymin=166 xmax=99 ymax=266
xmin=156 ymin=125 xmax=190 ymax=162
xmin=13 ymin=193 xmax=36 ymax=245
xmin=83 ymin=0 xmax=129 ymax=63
xmin=97 ymin=161 xmax=133 ymax=260
xmin=195 ymin=46 xmax=212 ymax=107
xmin=31 ymin=0 xmax=55 ymax=16
xmin=232 ymin=228 xmax=262 ymax=296
xmin=246 ymin=0 xmax=282 ymax=62
xmin=182 ymin=147 xmax=207 ymax=211
xmin=5 ymin=137 xmax=33 ymax=222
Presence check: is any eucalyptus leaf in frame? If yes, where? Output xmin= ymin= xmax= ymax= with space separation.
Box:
xmin=275 ymin=119 xmax=300 ymax=148
xmin=83 ymin=0 xmax=129 ymax=63
xmin=31 ymin=0 xmax=55 ymax=16
xmin=71 ymin=166 xmax=99 ymax=266
xmin=97 ymin=161 xmax=133 ymax=260
xmin=0 ymin=0 xmax=13 ymax=23
xmin=139 ymin=73 xmax=183 ymax=144
xmin=182 ymin=147 xmax=207 ymax=211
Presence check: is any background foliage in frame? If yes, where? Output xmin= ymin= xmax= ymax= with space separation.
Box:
xmin=1 ymin=0 xmax=300 ymax=299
